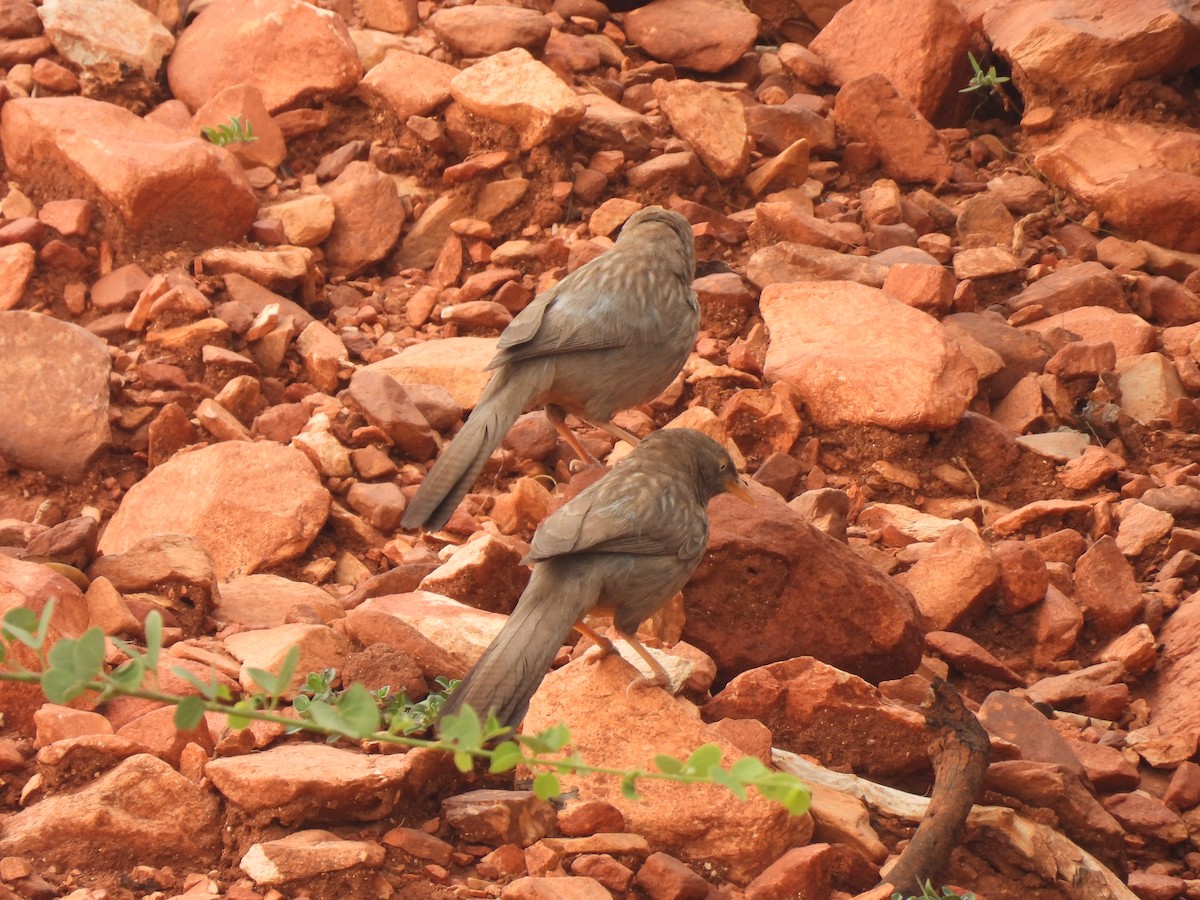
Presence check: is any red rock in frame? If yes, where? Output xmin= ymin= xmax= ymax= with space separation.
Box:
xmin=895 ymin=524 xmax=1000 ymax=631
xmin=1074 ymin=535 xmax=1144 ymax=634
xmin=624 ymin=0 xmax=760 ymax=73
xmin=0 ymin=310 xmax=111 ymax=477
xmin=635 ymin=852 xmax=709 ymax=900
xmin=2 ymin=97 xmax=257 ymax=252
xmin=382 ymin=826 xmax=453 ymax=865
xmin=240 ymin=830 xmax=386 ymax=885
xmin=832 ymin=73 xmax=952 ymax=184
xmin=653 ymin=79 xmax=750 ymax=180
xmin=524 ymin=654 xmax=813 ymax=886
xmin=1104 ymin=792 xmax=1189 ymax=844
xmin=441 ymin=790 xmax=557 ymax=848
xmin=0 ymin=754 xmax=221 ymax=869
xmin=810 ymin=0 xmax=973 ymax=125
xmin=686 ymin=486 xmax=922 ymax=684
xmin=428 ymin=6 xmax=550 ymax=57
xmin=703 ymin=656 xmax=930 ymax=781
xmin=97 ymin=442 xmax=330 ymax=581
xmin=167 ymin=0 xmax=362 ymax=113
xmin=193 ymin=83 xmax=286 ymax=170
xmin=745 ymin=843 xmax=878 ymax=900
xmin=360 ymin=47 xmax=456 ymax=128
xmin=760 ymin=281 xmax=977 ymax=431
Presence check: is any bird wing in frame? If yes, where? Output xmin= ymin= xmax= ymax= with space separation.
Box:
xmin=527 ymin=470 xmax=706 ymax=562
xmin=485 ymin=258 xmax=632 ymax=371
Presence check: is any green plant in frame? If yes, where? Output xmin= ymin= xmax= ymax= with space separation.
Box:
xmin=893 ymin=879 xmax=976 ymax=900
xmin=960 ymin=51 xmax=1014 ymax=115
xmin=0 ymin=601 xmax=810 ymax=815
xmin=292 ymin=668 xmax=457 ymax=737
xmin=201 ymin=115 xmax=257 ymax=146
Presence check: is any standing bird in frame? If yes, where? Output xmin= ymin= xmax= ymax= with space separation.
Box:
xmin=401 ymin=207 xmax=699 ymax=532
xmin=437 ymin=428 xmax=752 ymax=734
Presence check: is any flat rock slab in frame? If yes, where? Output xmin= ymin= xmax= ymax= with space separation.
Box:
xmin=1034 ymin=118 xmax=1200 ymax=253
xmin=1 ymin=96 xmax=257 ymax=252
xmin=98 ymin=441 xmax=330 ymax=581
xmin=760 ymin=280 xmax=978 ymax=431
xmin=206 ymin=743 xmax=458 ymax=824
xmin=0 ymin=310 xmax=111 ymax=478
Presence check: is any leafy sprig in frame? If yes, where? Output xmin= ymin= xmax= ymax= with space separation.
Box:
xmin=201 ymin=115 xmax=258 ymax=146
xmin=0 ymin=601 xmax=809 ymax=816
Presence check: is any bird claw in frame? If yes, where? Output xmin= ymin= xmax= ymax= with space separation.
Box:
xmin=624 ymin=672 xmax=668 ymax=700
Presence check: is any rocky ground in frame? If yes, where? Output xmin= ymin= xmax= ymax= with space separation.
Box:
xmin=1 ymin=0 xmax=1200 ymax=898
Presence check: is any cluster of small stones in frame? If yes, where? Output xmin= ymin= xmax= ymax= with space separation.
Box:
xmin=1 ymin=0 xmax=1200 ymax=898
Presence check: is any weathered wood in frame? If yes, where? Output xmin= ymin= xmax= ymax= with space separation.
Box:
xmin=773 ymin=748 xmax=1138 ymax=900
xmin=882 ymin=678 xmax=990 ymax=895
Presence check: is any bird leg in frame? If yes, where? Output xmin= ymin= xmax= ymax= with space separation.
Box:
xmin=617 ymin=630 xmax=672 ymax=694
xmin=594 ymin=420 xmax=641 ymax=448
xmin=545 ymin=404 xmax=602 ymax=469
xmin=572 ymin=620 xmax=616 ymax=658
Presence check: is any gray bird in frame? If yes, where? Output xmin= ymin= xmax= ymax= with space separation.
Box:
xmin=437 ymin=427 xmax=752 ymax=734
xmin=401 ymin=207 xmax=699 ymax=532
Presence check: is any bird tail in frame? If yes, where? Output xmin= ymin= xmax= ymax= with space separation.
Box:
xmin=437 ymin=561 xmax=592 ymax=735
xmin=401 ymin=367 xmax=540 ymax=531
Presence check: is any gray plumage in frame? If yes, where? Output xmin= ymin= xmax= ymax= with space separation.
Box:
xmin=437 ymin=428 xmax=750 ymax=734
xmin=401 ymin=207 xmax=699 ymax=532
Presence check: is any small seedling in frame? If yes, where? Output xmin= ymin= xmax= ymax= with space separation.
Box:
xmin=960 ymin=51 xmax=1014 ymax=114
xmin=202 ymin=115 xmax=257 ymax=146
xmin=893 ymin=879 xmax=976 ymax=900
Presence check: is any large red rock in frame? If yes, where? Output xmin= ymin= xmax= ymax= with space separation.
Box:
xmin=810 ymin=0 xmax=974 ymax=125
xmin=702 ymin=656 xmax=932 ymax=783
xmin=0 ymin=311 xmax=110 ymax=479
xmin=167 ymin=0 xmax=362 ymax=113
xmin=684 ymin=485 xmax=922 ymax=684
xmin=832 ymin=73 xmax=953 ymax=184
xmin=759 ymin=281 xmax=978 ymax=431
xmin=523 ymin=653 xmax=814 ymax=886
xmin=1034 ymin=119 xmax=1200 ymax=253
xmin=1 ymin=97 xmax=257 ymax=253
xmin=623 ymin=0 xmax=761 ymax=73
xmin=983 ymin=0 xmax=1200 ymax=108
xmin=98 ymin=442 xmax=330 ymax=581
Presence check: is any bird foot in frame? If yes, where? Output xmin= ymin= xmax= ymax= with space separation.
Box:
xmin=624 ymin=672 xmax=669 ymax=699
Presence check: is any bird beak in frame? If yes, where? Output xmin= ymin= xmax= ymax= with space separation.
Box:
xmin=725 ymin=474 xmax=755 ymax=505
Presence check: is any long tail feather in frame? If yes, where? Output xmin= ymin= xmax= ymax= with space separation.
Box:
xmin=401 ymin=368 xmax=540 ymax=531
xmin=438 ymin=562 xmax=594 ymax=734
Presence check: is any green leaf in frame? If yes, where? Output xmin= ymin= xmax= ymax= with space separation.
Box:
xmin=532 ymin=771 xmax=560 ymax=801
xmin=653 ymin=754 xmax=684 ymax=775
xmin=175 ymin=696 xmax=206 ymax=730
xmin=72 ymin=628 xmax=105 ymax=678
xmin=143 ymin=611 xmax=162 ymax=673
xmin=170 ymin=666 xmax=223 ymax=701
xmin=293 ymin=695 xmax=311 ymax=714
xmin=620 ymin=772 xmax=641 ymax=801
xmin=335 ymin=683 xmax=382 ymax=738
xmin=489 ymin=741 xmax=523 ymax=774
xmin=439 ymin=706 xmax=483 ymax=750
xmin=2 ymin=606 xmax=39 ymax=648
xmin=305 ymin=698 xmax=342 ymax=733
xmin=683 ymin=743 xmax=722 ymax=775
xmin=41 ymin=668 xmax=81 ymax=703
xmin=729 ymin=756 xmax=769 ymax=781
xmin=104 ymin=656 xmax=146 ymax=694
xmin=453 ymin=750 xmax=474 ymax=773
xmin=227 ymin=698 xmax=258 ymax=731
